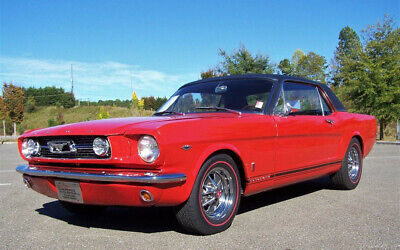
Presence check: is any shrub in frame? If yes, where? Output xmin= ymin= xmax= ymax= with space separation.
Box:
xmin=47 ymin=118 xmax=58 ymax=127
xmin=26 ymin=96 xmax=36 ymax=113
xmin=97 ymin=107 xmax=110 ymax=119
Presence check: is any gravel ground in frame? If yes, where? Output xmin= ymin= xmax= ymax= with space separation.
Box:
xmin=0 ymin=143 xmax=399 ymax=249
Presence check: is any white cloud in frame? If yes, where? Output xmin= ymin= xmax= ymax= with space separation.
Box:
xmin=0 ymin=56 xmax=198 ymax=100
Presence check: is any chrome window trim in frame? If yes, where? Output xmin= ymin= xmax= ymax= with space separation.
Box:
xmin=317 ymin=86 xmax=325 ymax=116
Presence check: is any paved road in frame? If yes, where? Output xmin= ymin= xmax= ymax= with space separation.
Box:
xmin=0 ymin=144 xmax=399 ymax=249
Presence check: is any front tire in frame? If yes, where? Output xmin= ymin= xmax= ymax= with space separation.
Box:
xmin=331 ymin=138 xmax=363 ymax=190
xmin=175 ymin=154 xmax=241 ymax=235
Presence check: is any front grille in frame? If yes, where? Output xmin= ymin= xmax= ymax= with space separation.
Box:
xmin=35 ymin=136 xmax=111 ymax=159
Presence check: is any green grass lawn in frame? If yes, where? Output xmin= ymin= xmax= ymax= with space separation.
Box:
xmin=20 ymin=105 xmax=154 ymax=132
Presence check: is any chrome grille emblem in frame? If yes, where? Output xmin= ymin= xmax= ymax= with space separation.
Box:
xmin=47 ymin=141 xmax=77 ymax=154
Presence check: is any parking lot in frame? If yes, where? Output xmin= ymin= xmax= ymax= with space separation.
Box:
xmin=0 ymin=143 xmax=399 ymax=249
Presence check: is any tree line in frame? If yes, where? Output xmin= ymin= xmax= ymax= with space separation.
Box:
xmin=201 ymin=15 xmax=399 ymax=140
xmin=80 ymin=96 xmax=167 ymax=111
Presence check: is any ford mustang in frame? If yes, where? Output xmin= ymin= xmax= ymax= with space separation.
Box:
xmin=16 ymin=74 xmax=376 ymax=235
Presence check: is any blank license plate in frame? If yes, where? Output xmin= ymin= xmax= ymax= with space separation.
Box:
xmin=55 ymin=181 xmax=83 ymax=204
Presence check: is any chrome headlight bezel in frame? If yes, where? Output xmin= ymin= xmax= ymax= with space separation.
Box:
xmin=21 ymin=138 xmax=40 ymax=158
xmin=92 ymin=137 xmax=110 ymax=156
xmin=137 ymin=135 xmax=160 ymax=163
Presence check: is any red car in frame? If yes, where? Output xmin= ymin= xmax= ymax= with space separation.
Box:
xmin=16 ymin=74 xmax=376 ymax=235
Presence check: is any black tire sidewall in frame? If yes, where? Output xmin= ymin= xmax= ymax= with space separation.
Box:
xmin=340 ymin=139 xmax=363 ymax=189
xmin=197 ymin=156 xmax=240 ymax=227
xmin=178 ymin=154 xmax=241 ymax=235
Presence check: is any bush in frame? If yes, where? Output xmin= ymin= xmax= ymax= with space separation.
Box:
xmin=26 ymin=96 xmax=36 ymax=113
xmin=17 ymin=124 xmax=25 ymax=135
xmin=47 ymin=118 xmax=58 ymax=127
xmin=61 ymin=92 xmax=75 ymax=108
xmin=97 ymin=107 xmax=110 ymax=119
xmin=56 ymin=109 xmax=65 ymax=125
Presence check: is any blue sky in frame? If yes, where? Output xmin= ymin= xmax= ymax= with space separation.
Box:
xmin=0 ymin=0 xmax=399 ymax=101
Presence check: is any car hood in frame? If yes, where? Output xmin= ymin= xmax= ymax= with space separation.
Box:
xmin=21 ymin=116 xmax=197 ymax=137
xmin=20 ymin=113 xmax=245 ymax=138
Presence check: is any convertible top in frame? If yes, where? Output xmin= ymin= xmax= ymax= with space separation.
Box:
xmin=180 ymin=74 xmax=347 ymax=112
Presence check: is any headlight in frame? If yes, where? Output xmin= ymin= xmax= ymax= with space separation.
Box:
xmin=21 ymin=139 xmax=40 ymax=158
xmin=93 ymin=137 xmax=110 ymax=156
xmin=138 ymin=135 xmax=159 ymax=163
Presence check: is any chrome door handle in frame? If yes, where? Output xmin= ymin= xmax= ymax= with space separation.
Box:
xmin=325 ymin=119 xmax=334 ymax=125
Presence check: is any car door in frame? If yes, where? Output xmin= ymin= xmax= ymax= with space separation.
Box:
xmin=273 ymin=81 xmax=341 ymax=174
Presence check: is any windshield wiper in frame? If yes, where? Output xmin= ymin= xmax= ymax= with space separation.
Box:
xmin=195 ymin=107 xmax=242 ymax=116
xmin=153 ymin=111 xmax=185 ymax=116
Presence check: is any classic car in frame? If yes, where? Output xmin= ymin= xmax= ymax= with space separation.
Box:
xmin=16 ymin=74 xmax=377 ymax=235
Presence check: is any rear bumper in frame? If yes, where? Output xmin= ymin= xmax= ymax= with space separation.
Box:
xmin=16 ymin=165 xmax=189 ymax=206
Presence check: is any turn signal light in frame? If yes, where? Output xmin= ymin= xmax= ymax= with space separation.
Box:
xmin=140 ymin=190 xmax=153 ymax=202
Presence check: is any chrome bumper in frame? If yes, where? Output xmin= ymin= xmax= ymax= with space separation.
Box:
xmin=16 ymin=165 xmax=186 ymax=184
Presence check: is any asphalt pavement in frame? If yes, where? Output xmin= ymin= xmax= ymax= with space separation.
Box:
xmin=0 ymin=143 xmax=399 ymax=249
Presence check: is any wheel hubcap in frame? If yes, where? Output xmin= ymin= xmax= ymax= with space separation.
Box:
xmin=201 ymin=166 xmax=234 ymax=220
xmin=347 ymin=146 xmax=360 ymax=182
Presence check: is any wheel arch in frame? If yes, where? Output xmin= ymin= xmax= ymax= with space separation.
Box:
xmin=192 ymin=144 xmax=247 ymax=194
xmin=205 ymin=149 xmax=246 ymax=193
xmin=351 ymin=133 xmax=364 ymax=156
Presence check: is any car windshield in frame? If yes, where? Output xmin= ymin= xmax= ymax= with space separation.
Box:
xmin=155 ymin=79 xmax=274 ymax=115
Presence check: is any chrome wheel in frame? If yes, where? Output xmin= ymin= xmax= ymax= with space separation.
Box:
xmin=201 ymin=166 xmax=234 ymax=221
xmin=347 ymin=146 xmax=360 ymax=182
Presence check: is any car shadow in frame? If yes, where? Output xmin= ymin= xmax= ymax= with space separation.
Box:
xmin=36 ymin=176 xmax=333 ymax=234
xmin=238 ymin=175 xmax=333 ymax=215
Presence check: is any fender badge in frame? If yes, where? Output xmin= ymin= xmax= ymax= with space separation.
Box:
xmin=181 ymin=145 xmax=192 ymax=151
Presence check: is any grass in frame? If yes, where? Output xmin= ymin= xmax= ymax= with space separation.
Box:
xmin=19 ymin=105 xmax=154 ymax=132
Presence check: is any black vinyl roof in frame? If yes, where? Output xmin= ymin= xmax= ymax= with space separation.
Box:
xmin=180 ymin=74 xmax=347 ymax=112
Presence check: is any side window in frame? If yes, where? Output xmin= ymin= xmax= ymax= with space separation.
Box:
xmin=281 ymin=82 xmax=323 ymax=116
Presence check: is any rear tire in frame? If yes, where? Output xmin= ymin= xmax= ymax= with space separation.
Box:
xmin=331 ymin=138 xmax=363 ymax=190
xmin=175 ymin=154 xmax=241 ymax=235
xmin=59 ymin=201 xmax=106 ymax=215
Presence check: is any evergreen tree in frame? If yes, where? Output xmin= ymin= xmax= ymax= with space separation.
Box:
xmin=295 ymin=52 xmax=328 ymax=83
xmin=278 ymin=58 xmax=294 ymax=75
xmin=335 ymin=16 xmax=400 ymax=139
xmin=331 ymin=26 xmax=363 ymax=87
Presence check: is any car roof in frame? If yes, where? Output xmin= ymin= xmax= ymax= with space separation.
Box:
xmin=179 ymin=74 xmax=347 ymax=112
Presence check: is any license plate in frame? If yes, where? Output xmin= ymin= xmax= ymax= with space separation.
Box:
xmin=55 ymin=181 xmax=83 ymax=204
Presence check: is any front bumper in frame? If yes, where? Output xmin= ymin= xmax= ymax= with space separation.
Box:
xmin=16 ymin=165 xmax=188 ymax=206
xmin=16 ymin=165 xmax=186 ymax=184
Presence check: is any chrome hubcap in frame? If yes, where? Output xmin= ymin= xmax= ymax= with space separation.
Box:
xmin=347 ymin=146 xmax=360 ymax=182
xmin=201 ymin=166 xmax=234 ymax=220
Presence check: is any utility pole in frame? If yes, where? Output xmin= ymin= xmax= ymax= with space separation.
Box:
xmin=70 ymin=64 xmax=74 ymax=95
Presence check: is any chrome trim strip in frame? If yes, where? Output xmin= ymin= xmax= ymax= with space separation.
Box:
xmin=16 ymin=165 xmax=186 ymax=184
xmin=247 ymin=160 xmax=342 ymax=184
